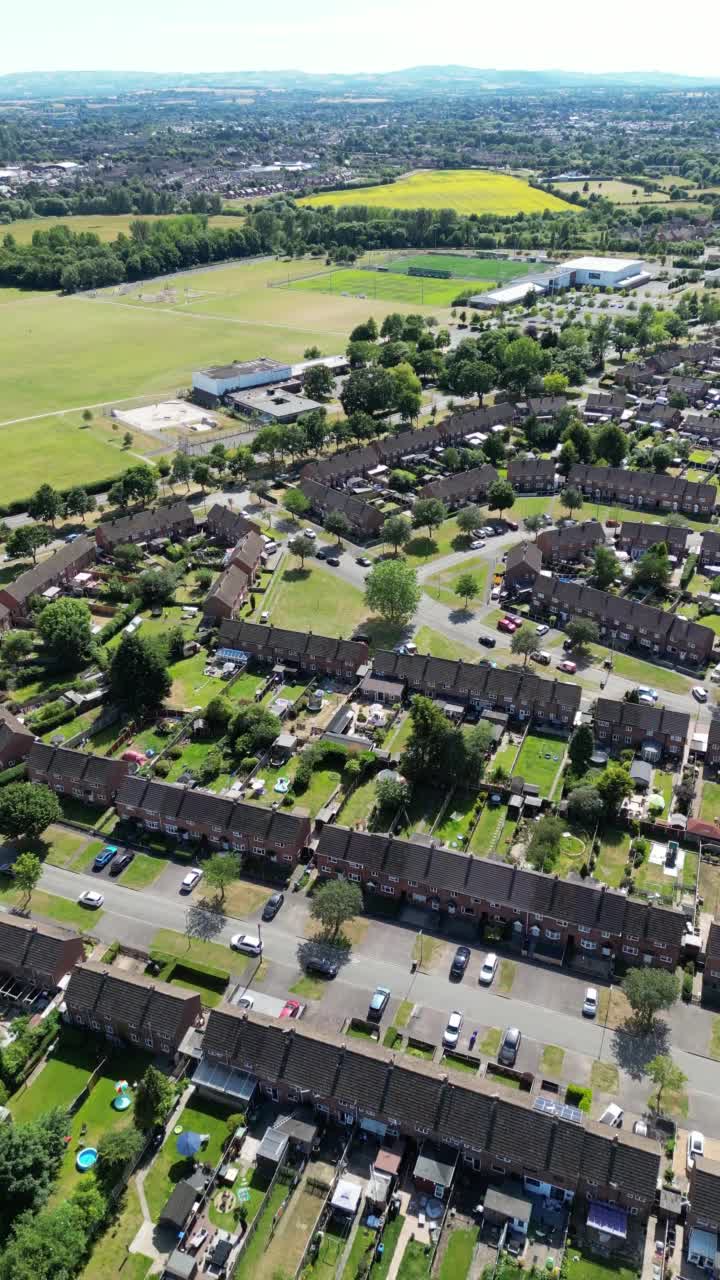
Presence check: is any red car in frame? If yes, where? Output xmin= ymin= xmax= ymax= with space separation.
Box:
xmin=558 ymin=659 xmax=577 ymax=674
xmin=505 ymin=520 xmax=519 ymax=531
xmin=280 ymin=999 xmax=301 ymax=1019
xmin=497 ymin=619 xmax=516 ymax=634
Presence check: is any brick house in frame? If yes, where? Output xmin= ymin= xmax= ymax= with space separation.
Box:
xmin=536 ymin=521 xmax=605 ymax=566
xmin=667 ymin=375 xmax=709 ymax=404
xmin=227 ymin=530 xmax=266 ymax=579
xmin=0 ymin=915 xmax=85 ymax=989
xmin=372 ymin=651 xmax=581 ymax=727
xmin=507 ymin=459 xmax=557 ymax=493
xmin=0 ymin=536 xmax=96 ymax=621
xmin=700 ymin=530 xmax=720 ymax=570
xmin=315 ymin=824 xmax=685 ymax=970
xmin=614 ymin=362 xmax=655 ymax=391
xmin=27 ymin=743 xmax=134 ymax=807
xmin=584 ymin=391 xmax=627 ymax=421
xmin=682 ymin=415 xmax=720 ymax=442
xmin=299 ymin=477 xmax=384 ymax=537
xmin=218 ymin=620 xmax=369 ymax=678
xmin=418 ymin=464 xmax=498 ymax=507
xmin=115 ymin=776 xmax=311 ymax=865
xmin=525 ymin=396 xmax=568 ymax=420
xmin=701 ymin=922 xmax=720 ymax=1008
xmin=647 ymin=348 xmax=686 ymax=375
xmin=95 ymin=501 xmax=195 ymax=551
xmin=633 ymin=402 xmax=684 ymax=429
xmin=686 ymin=1157 xmax=720 ymax=1269
xmin=707 ymin=719 xmax=720 ymax=770
xmin=504 ymin=541 xmax=543 ymax=590
xmin=0 ymin=706 xmax=34 ymax=768
xmin=568 ymin=465 xmax=716 ymax=517
xmin=204 ymin=504 xmax=260 ymax=546
xmin=594 ymin=697 xmax=690 ymax=761
xmin=531 ymin=576 xmax=715 ymax=666
xmin=616 ymin=522 xmax=689 ymax=562
xmin=65 ymin=961 xmax=201 ymax=1053
xmin=203 ymin=564 xmax=251 ymax=621
xmin=0 ymin=604 xmax=9 ymax=633
xmin=200 ymin=1007 xmax=661 ymax=1219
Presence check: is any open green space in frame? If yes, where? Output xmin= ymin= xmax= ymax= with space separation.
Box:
xmin=390 ymin=253 xmax=541 ymax=282
xmin=587 ymin=644 xmax=692 ymax=695
xmin=290 ymin=974 xmax=328 ymax=1000
xmin=152 ymin=927 xmax=234 ymax=972
xmin=118 ymin=852 xmax=167 ymax=890
xmin=80 ymin=1181 xmax=151 ymax=1280
xmin=233 ymin=1180 xmax=292 ymax=1280
xmin=594 ymin=827 xmax=632 ymax=888
xmin=511 ymin=731 xmax=565 ymax=797
xmin=540 ymin=1045 xmax=565 ymax=1076
xmin=413 ymin=625 xmax=480 ymax=662
xmin=469 ymin=802 xmax=510 ymax=857
xmin=259 ymin=562 xmax=368 ymax=637
xmin=423 ymin=559 xmax=489 ymax=612
xmin=554 ymin=179 xmax=670 ymax=204
xmin=145 ymin=1094 xmax=232 ymax=1219
xmin=0 ymin=874 xmax=103 ymax=928
xmin=395 ymin=1238 xmax=433 ymax=1280
xmin=0 ymin=411 xmax=146 ymax=507
xmin=286 ymin=267 xmax=469 ymax=307
xmin=437 ymin=1228 xmax=478 ymax=1280
xmin=5 ymin=212 xmax=242 ymax=244
xmin=301 ymin=169 xmax=576 ymax=215
xmin=9 ymin=1037 xmax=95 ymax=1126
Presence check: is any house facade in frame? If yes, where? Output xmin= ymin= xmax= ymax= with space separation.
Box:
xmin=218 ymin=620 xmax=369 ymax=678
xmin=203 ymin=564 xmax=250 ymax=621
xmin=536 ymin=521 xmax=604 ymax=566
xmin=27 ymin=743 xmax=134 ymax=807
xmin=95 ymin=501 xmax=195 ymax=551
xmin=707 ymin=719 xmax=720 ymax=770
xmin=700 ymin=530 xmax=720 ymax=570
xmin=115 ymin=776 xmax=311 ymax=864
xmin=525 ymin=396 xmax=568 ymax=421
xmin=504 ymin=541 xmax=543 ymax=590
xmin=594 ymin=697 xmax=690 ymax=760
xmin=65 ymin=961 xmax=201 ymax=1053
xmin=686 ymin=1157 xmax=720 ymax=1270
xmin=0 ymin=915 xmax=85 ymax=988
xmin=584 ymin=391 xmax=627 ymax=421
xmin=0 ymin=536 xmax=95 ymax=621
xmin=568 ymin=465 xmax=716 ymax=518
xmin=418 ymin=465 xmax=498 ymax=507
xmin=701 ymin=922 xmax=720 ymax=1008
xmin=299 ymin=477 xmax=384 ymax=537
xmin=507 ymin=459 xmax=556 ymax=493
xmin=0 ymin=706 xmax=34 ymax=768
xmin=204 ymin=504 xmax=260 ymax=546
xmin=616 ymin=522 xmax=689 ymax=561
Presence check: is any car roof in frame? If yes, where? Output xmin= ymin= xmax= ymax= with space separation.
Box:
xmin=504 ymin=1026 xmax=520 ymax=1040
xmin=483 ymin=952 xmax=498 ymax=964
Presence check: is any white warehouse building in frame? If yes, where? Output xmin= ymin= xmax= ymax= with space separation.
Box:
xmin=192 ymin=356 xmax=291 ymax=402
xmin=470 ymin=255 xmax=648 ymax=309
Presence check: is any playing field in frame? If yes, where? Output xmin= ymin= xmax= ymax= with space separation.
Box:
xmin=301 ymin=169 xmax=576 ymax=215
xmin=388 ymin=253 xmax=542 ymax=281
xmin=553 ymin=180 xmax=670 ymax=205
xmin=3 ymin=212 xmax=243 ymax=244
xmin=284 ymin=267 xmax=473 ymax=306
xmin=1 ymin=412 xmax=147 ymax=506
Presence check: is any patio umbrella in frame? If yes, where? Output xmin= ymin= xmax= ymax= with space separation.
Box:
xmin=176 ymin=1130 xmax=203 ymax=1157
xmin=114 ymin=1080 xmax=129 ymax=1094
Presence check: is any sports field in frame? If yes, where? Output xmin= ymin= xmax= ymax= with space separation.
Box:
xmin=301 ymin=169 xmax=576 ymax=215
xmin=285 ymin=267 xmax=473 ymax=306
xmin=388 ymin=253 xmax=541 ymax=281
xmin=1 ymin=412 xmax=148 ymax=507
xmin=3 ymin=212 xmax=243 ymax=244
xmin=554 ymin=180 xmax=670 ymax=205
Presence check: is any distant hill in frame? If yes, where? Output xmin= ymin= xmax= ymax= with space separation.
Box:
xmin=1 ymin=65 xmax=719 ymax=100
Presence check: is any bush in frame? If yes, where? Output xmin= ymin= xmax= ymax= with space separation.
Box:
xmin=383 ymin=1026 xmax=401 ymax=1050
xmin=565 ymin=1083 xmax=592 ymax=1113
xmin=148 ymin=950 xmax=229 ymax=985
xmin=167 ymin=744 xmax=183 ymax=760
xmin=241 ymin=756 xmax=258 ymax=771
xmin=101 ymin=941 xmax=120 ymax=965
xmin=153 ymin=758 xmax=171 ymax=778
xmin=0 ymin=763 xmax=27 ymax=788
xmin=682 ymin=972 xmax=694 ymax=1003
xmin=0 ymin=1008 xmax=61 ymax=1090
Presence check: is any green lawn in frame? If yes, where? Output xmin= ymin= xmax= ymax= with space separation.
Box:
xmin=373 ymin=1217 xmax=405 ymax=1280
xmin=554 ymin=831 xmax=588 ymax=878
xmin=0 ymin=412 xmax=147 ymax=507
xmin=433 ymin=791 xmax=479 ymax=849
xmin=117 ymin=852 xmax=167 ymax=889
xmin=258 ymin=562 xmax=367 ymax=637
xmin=338 ymin=777 xmax=383 ymax=830
xmin=167 ymin=649 xmax=230 ymax=709
xmin=423 ymin=559 xmax=489 ymax=611
xmin=511 ymin=732 xmax=566 ymax=797
xmin=395 ymin=1238 xmax=433 ymax=1280
xmin=152 ymin=928 xmax=234 ymax=972
xmin=498 ymin=960 xmax=517 ymax=995
xmin=385 ymin=713 xmax=413 ymax=756
xmin=0 ymin=875 xmax=103 ymax=929
xmin=654 ymin=770 xmax=674 ymax=815
xmin=341 ymin=1224 xmax=377 ymax=1280
xmin=391 ymin=253 xmax=541 ymax=282
xmin=540 ymin=1045 xmax=565 ymax=1076
xmin=595 ymin=827 xmax=632 ymax=888
xmin=43 ymin=826 xmax=94 ymax=870
xmin=437 ymin=1228 xmax=478 ymax=1280
xmin=290 ymin=974 xmax=328 ymax=1000
xmin=286 ymin=267 xmax=465 ymax=308
xmin=413 ymin=625 xmax=480 ymax=662
xmin=395 ymin=788 xmax=446 ymax=838
xmin=565 ymin=1247 xmax=640 ymax=1280
xmin=144 ymin=1095 xmax=232 ymax=1220
xmin=701 ymin=779 xmax=720 ymax=822
xmin=400 ymin=518 xmax=472 ymax=566
xmin=9 ymin=1037 xmax=97 ymax=1125
xmin=469 ymin=802 xmax=509 ymax=857
xmin=478 ymin=1027 xmax=502 ymax=1055
xmin=587 ymin=644 xmax=692 ymax=695
xmin=80 ymin=1181 xmax=152 ymax=1280
xmin=233 ymin=1180 xmax=292 ymax=1280
xmin=591 ymin=1061 xmax=620 ymax=1093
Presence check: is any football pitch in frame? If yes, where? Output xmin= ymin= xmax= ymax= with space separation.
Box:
xmin=388 ymin=253 xmax=541 ymax=281
xmin=284 ymin=266 xmax=482 ymax=307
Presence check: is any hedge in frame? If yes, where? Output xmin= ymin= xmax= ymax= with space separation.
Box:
xmin=148 ymin=949 xmax=230 ymax=985
xmin=0 ymin=762 xmax=27 ymax=788
xmin=0 ymin=473 xmax=127 ymax=519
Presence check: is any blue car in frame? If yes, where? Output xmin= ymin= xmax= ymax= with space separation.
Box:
xmin=93 ymin=844 xmax=119 ymax=871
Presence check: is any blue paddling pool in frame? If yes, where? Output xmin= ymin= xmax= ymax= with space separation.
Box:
xmin=76 ymin=1147 xmax=98 ymax=1172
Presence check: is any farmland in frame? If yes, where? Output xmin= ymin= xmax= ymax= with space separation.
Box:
xmin=300 ymin=169 xmax=576 ymax=215
xmin=553 ymin=179 xmax=670 ymax=204
xmin=4 ymin=212 xmax=243 ymax=244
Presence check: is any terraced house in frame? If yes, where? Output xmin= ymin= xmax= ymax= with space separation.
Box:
xmin=218 ymin=619 xmax=369 ymax=678
xmin=0 ymin=915 xmax=84 ymax=990
xmin=115 ymin=776 xmax=311 ymax=864
xmin=616 ymin=522 xmax=689 ymax=561
xmin=315 ymin=826 xmax=686 ymax=971
xmin=95 ymin=500 xmax=195 ymax=551
xmin=299 ymin=476 xmax=384 ymax=537
xmin=706 ymin=718 xmax=720 ymax=770
xmin=583 ymin=390 xmax=627 ymax=421
xmin=682 ymin=415 xmax=720 ymax=441
xmin=699 ymin=529 xmax=720 ymax=570
xmin=199 ymin=1007 xmax=661 ymax=1220
xmin=568 ymin=465 xmax=717 ymax=517
xmin=0 ymin=535 xmax=95 ymax=622
xmin=203 ymin=504 xmax=260 ymax=546
xmin=593 ymin=697 xmax=690 ymax=760
xmin=536 ymin=521 xmax=605 ymax=565
xmin=0 ymin=705 xmax=34 ymax=768
xmin=371 ymin=651 xmax=581 ymax=726
xmin=507 ymin=458 xmax=557 ymax=494
xmin=530 ymin=576 xmax=715 ymax=665
xmin=27 ymin=743 xmax=135 ymax=807
xmin=418 ymin=464 xmax=498 ymax=506
xmin=65 ymin=961 xmax=201 ymax=1053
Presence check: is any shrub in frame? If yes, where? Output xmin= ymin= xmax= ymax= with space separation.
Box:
xmin=241 ymin=756 xmax=258 ymax=771
xmin=565 ymin=1083 xmax=592 ymax=1113
xmin=167 ymin=744 xmax=183 ymax=760
xmin=101 ymin=941 xmax=120 ymax=965
xmin=682 ymin=972 xmax=693 ymax=1003
xmin=154 ymin=758 xmax=171 ymax=778
xmin=383 ymin=1026 xmax=401 ymax=1050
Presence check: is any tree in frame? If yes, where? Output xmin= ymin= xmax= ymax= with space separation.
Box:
xmin=462 ymin=721 xmax=494 ymax=785
xmin=228 ymin=703 xmax=281 ymax=757
xmin=593 ymin=544 xmax=619 ymax=589
xmin=291 ymin=534 xmax=315 ymax=568
xmin=364 ymin=559 xmax=421 ymax=625
xmin=486 ymin=478 xmax=516 ymax=518
xmin=567 ymin=786 xmax=604 ymax=830
xmin=109 ymin=633 xmax=171 ymax=716
xmin=390 ymin=362 xmax=422 ymax=421
xmin=204 ymin=852 xmax=240 ymax=905
xmin=37 ymin=598 xmax=94 ymax=670
xmin=0 ymin=1201 xmax=91 ymax=1280
xmin=12 ymin=852 xmax=42 ymax=909
xmin=501 ymin=335 xmax=547 ymax=396
xmin=112 ymin=541 xmax=143 ymax=572
xmin=340 ymin=366 xmax=395 ymax=417
xmin=28 ymin=484 xmax=62 ymax=526
xmin=171 ymin=452 xmax=192 ymax=490
xmin=568 ymin=724 xmax=594 ymax=775
xmin=455 ymin=573 xmax=479 ymax=608
xmin=646 ymin=1053 xmax=687 ymax=1115
xmin=381 ymin=513 xmax=412 ymax=555
xmin=97 ymin=1127 xmax=144 ymax=1185
xmin=559 ymin=486 xmax=583 ymax=518
xmin=456 ymin=505 xmax=484 ymax=537
xmin=133 ymin=1065 xmax=176 ymax=1133
xmin=185 ymin=899 xmax=226 ymax=951
xmin=284 ymin=489 xmax=310 ymax=524
xmin=205 ymin=696 xmax=232 ymax=736
xmin=401 ymin=695 xmax=461 ymax=784
xmin=303 ymin=364 xmax=334 ymax=401
xmin=565 ymin=617 xmax=599 ymax=655
xmin=594 ymin=422 xmax=627 ymax=467
xmin=543 ymin=371 xmax=569 ymax=396
xmin=5 ymin=524 xmax=52 ymax=565
xmin=137 ymin=569 xmax=176 ymax=609
xmin=0 ymin=783 xmax=60 ymax=842
xmin=652 ymin=444 xmax=674 ymax=473
xmin=523 ymin=514 xmax=544 ymax=540
xmin=123 ymin=431 xmax=134 ymax=450
xmin=324 ymin=510 xmax=352 ymax=544
xmin=0 ymin=1108 xmax=69 ymax=1230
xmin=510 ymin=623 xmax=537 ymax=665
xmin=375 ymin=776 xmax=410 ymax=814
xmin=597 ymin=761 xmax=634 ymax=817
xmin=191 ymin=460 xmax=211 ymax=494
xmin=622 ymin=968 xmax=679 ymax=1032
xmin=632 ymin=543 xmax=671 ymax=591
xmin=412 ymin=498 xmax=447 ymax=537
xmin=526 ymin=814 xmax=566 ymax=873
xmin=64 ymin=487 xmax=95 ymax=522
xmin=310 ymin=879 xmax=363 ymax=941
xmin=349 ymin=317 xmax=378 ymax=342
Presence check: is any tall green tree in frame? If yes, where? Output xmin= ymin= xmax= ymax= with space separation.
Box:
xmin=204 ymin=853 xmax=241 ymax=905
xmin=0 ymin=784 xmax=60 ymax=842
xmin=381 ymin=513 xmax=412 ymax=555
xmin=284 ymin=489 xmax=311 ymax=523
xmin=456 ymin=505 xmax=484 ymax=537
xmin=412 ymin=498 xmax=447 ymax=537
xmin=646 ymin=1053 xmax=687 ymax=1115
xmin=593 ymin=544 xmax=619 ymax=589
xmin=310 ymin=879 xmax=363 ymax=941
xmin=486 ymin=478 xmax=516 ymax=518
xmin=5 ymin=525 xmax=52 ymax=564
xmin=133 ymin=1065 xmax=176 ymax=1133
xmin=28 ymin=484 xmax=62 ymax=527
xmin=364 ymin=559 xmax=420 ymax=625
xmin=37 ymin=598 xmax=94 ymax=670
xmin=568 ymin=724 xmax=594 ymax=775
xmin=622 ymin=969 xmax=679 ymax=1032
xmin=559 ymin=486 xmax=583 ymax=518
xmin=12 ymin=852 xmax=42 ymax=909
xmin=0 ymin=1108 xmax=69 ymax=1235
xmin=292 ymin=534 xmax=315 ymax=568
xmin=108 ymin=633 xmax=171 ymax=716
xmin=455 ymin=573 xmax=479 ymax=608
xmin=510 ymin=623 xmax=537 ymax=666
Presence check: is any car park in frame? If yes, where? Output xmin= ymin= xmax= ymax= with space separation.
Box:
xmin=479 ymin=953 xmax=498 ymax=986
xmin=304 ymin=954 xmax=339 ymax=978
xmin=498 ymin=1027 xmax=521 ymax=1066
xmin=558 ymin=659 xmax=577 ymax=674
xmin=109 ymin=851 xmax=135 ymax=877
xmin=693 ymin=686 xmax=708 ymax=702
xmin=443 ymin=1010 xmax=464 ymax=1048
xmin=582 ymin=987 xmax=598 ymax=1018
xmin=478 ymin=635 xmax=496 ymax=648
xmin=687 ymin=1130 xmax=705 ymax=1171
xmin=599 ymin=1103 xmax=623 ymax=1127
xmin=262 ymin=892 xmax=285 ymax=921
xmin=230 ymin=933 xmax=263 ymax=955
xmin=450 ymin=946 xmax=470 ymax=979
xmin=93 ymin=844 xmax=119 ymax=871
xmin=180 ymin=868 xmax=203 ymax=894
xmin=78 ymin=890 xmax=104 ymax=909
xmin=368 ymin=986 xmax=391 ymax=1021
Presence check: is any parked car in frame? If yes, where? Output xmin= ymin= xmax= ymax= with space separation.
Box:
xmin=315 ymin=546 xmax=331 ymax=560
xmin=230 ymin=933 xmax=263 ymax=955
xmin=530 ymin=650 xmax=551 ymax=665
xmin=479 ymin=953 xmax=499 ymax=986
xmin=563 ymin=637 xmax=574 ymax=651
xmin=93 ymin=844 xmax=118 ymax=871
xmin=280 ymin=999 xmax=302 ymax=1019
xmin=368 ymin=986 xmax=391 ymax=1021
xmin=356 ymin=557 xmax=372 ymax=567
xmin=443 ymin=1010 xmax=464 ymax=1048
xmin=599 ymin=1103 xmax=624 ymax=1128
xmin=535 ymin=624 xmax=549 ymax=637
xmin=304 ymin=954 xmax=339 ymax=978
xmin=498 ymin=1027 xmax=521 ymax=1066
xmin=303 ymin=529 xmax=317 ymax=540
xmin=633 ymin=1120 xmax=648 ymax=1137
xmin=558 ymin=660 xmax=577 ymax=674
xmin=582 ymin=987 xmax=598 ymax=1018
xmin=262 ymin=892 xmax=285 ymax=921
xmin=637 ymin=686 xmax=659 ymax=701
xmin=498 ymin=619 xmax=517 ymax=634
xmin=180 ymin=868 xmax=203 ymax=894
xmin=505 ymin=520 xmax=519 ymax=531
xmin=490 ymin=586 xmax=502 ymax=601
xmin=693 ymin=685 xmax=708 ymax=702
xmin=470 ymin=538 xmax=486 ymax=550
xmin=78 ymin=890 xmax=104 ymax=909
xmin=236 ymin=995 xmax=254 ymax=1010
xmin=326 ymin=556 xmax=341 ymax=567
xmin=122 ymin=750 xmax=146 ymax=764
xmin=109 ymin=851 xmax=135 ymax=877
xmin=478 ymin=635 xmax=496 ymax=648
xmin=450 ymin=946 xmax=470 ymax=979
xmin=687 ymin=1130 xmax=705 ymax=1171
xmin=352 ymin=630 xmax=371 ymax=644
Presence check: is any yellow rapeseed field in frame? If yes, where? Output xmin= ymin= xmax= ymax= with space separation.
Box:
xmin=300 ymin=169 xmax=576 ymax=216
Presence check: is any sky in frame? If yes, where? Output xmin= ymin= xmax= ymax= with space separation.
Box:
xmin=3 ymin=0 xmax=720 ymax=78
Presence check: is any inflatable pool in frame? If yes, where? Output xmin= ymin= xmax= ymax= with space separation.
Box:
xmin=76 ymin=1147 xmax=98 ymax=1172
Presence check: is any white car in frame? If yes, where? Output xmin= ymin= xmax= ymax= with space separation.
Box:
xmin=582 ymin=987 xmax=598 ymax=1018
xmin=180 ymin=868 xmax=203 ymax=894
xmin=443 ymin=1010 xmax=464 ymax=1048
xmin=637 ymin=686 xmax=658 ymax=701
xmin=692 ymin=686 xmax=708 ymax=703
xmin=687 ymin=1130 xmax=705 ymax=1171
xmin=470 ymin=538 xmax=486 ymax=550
xmin=479 ymin=953 xmax=499 ymax=986
xmin=303 ymin=528 xmax=317 ymax=540
xmin=490 ymin=586 xmax=501 ymax=600
xmin=78 ymin=889 xmax=104 ymax=909
xmin=535 ymin=624 xmax=549 ymax=637
xmin=231 ymin=933 xmax=263 ymax=955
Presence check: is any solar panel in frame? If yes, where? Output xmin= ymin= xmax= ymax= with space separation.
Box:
xmin=533 ymin=1096 xmax=583 ymax=1124
xmin=533 ymin=1096 xmax=557 ymax=1117
xmin=559 ymin=1104 xmax=583 ymax=1124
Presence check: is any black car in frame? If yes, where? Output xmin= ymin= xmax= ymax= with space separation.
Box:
xmin=478 ymin=635 xmax=496 ymax=649
xmin=109 ymin=851 xmax=135 ymax=877
xmin=352 ymin=631 xmax=371 ymax=644
xmin=450 ymin=946 xmax=470 ymax=979
xmin=304 ymin=954 xmax=339 ymax=978
xmin=316 ymin=546 xmax=331 ymax=560
xmin=498 ymin=1026 xmax=522 ymax=1066
xmin=563 ymin=638 xmax=574 ymax=652
xmin=326 ymin=556 xmax=341 ymax=567
xmin=262 ymin=892 xmax=285 ymax=921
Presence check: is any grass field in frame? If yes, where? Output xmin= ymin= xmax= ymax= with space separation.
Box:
xmin=300 ymin=169 xmax=576 ymax=216
xmin=144 ymin=1095 xmax=232 ymax=1219
xmin=285 ymin=267 xmax=468 ymax=307
xmin=388 ymin=253 xmax=541 ymax=281
xmin=423 ymin=558 xmax=489 ymax=611
xmin=511 ymin=731 xmax=566 ymax=797
xmin=260 ymin=562 xmax=368 ymax=636
xmin=413 ymin=625 xmax=480 ymax=662
xmin=554 ymin=179 xmax=669 ymax=204
xmin=0 ymin=411 xmax=150 ymax=506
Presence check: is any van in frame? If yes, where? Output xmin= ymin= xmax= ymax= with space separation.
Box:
xmin=531 ymin=650 xmax=551 ymax=666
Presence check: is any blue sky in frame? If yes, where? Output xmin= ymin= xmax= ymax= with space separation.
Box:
xmin=3 ymin=0 xmax=719 ymax=77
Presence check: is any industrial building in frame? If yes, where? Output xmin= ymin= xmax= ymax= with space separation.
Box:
xmin=192 ymin=357 xmax=291 ymax=403
xmin=470 ymin=256 xmax=648 ymax=309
